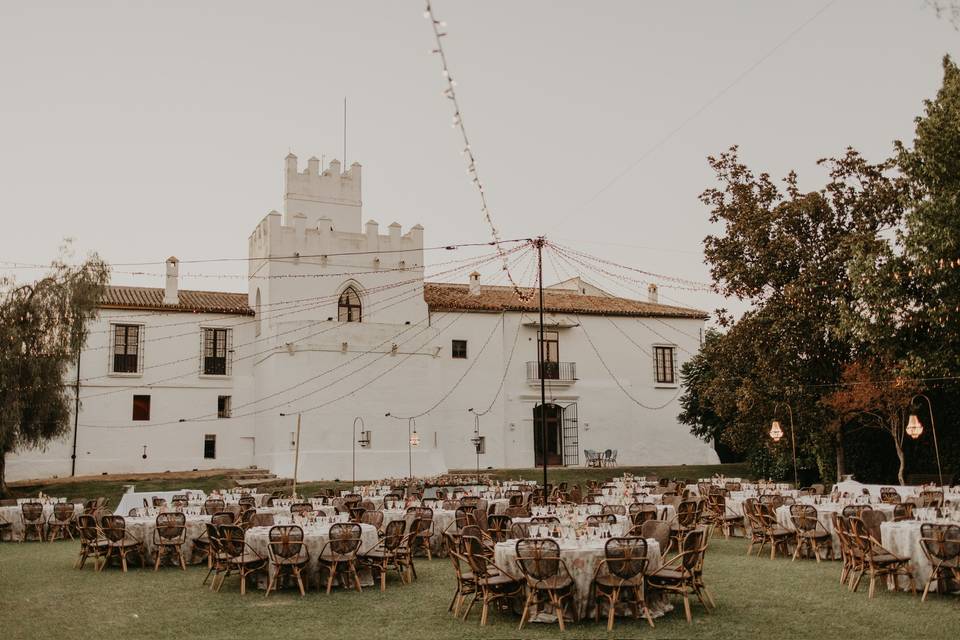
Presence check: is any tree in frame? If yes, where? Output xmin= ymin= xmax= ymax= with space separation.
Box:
xmin=0 ymin=246 xmax=109 ymax=495
xmin=820 ymin=361 xmax=920 ymax=485
xmin=690 ymin=146 xmax=903 ymax=480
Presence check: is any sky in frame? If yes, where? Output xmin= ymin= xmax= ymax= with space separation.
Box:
xmin=0 ymin=0 xmax=957 ymax=319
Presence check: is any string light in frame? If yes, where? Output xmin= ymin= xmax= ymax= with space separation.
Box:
xmin=423 ymin=1 xmax=533 ymax=301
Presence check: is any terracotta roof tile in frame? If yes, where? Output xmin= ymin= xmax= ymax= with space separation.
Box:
xmin=100 ymin=286 xmax=253 ymax=316
xmin=99 ymin=283 xmax=707 ymax=320
xmin=423 ymin=283 xmax=707 ymax=319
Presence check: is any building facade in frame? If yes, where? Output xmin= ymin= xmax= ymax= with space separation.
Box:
xmin=6 ymin=155 xmax=718 ymax=483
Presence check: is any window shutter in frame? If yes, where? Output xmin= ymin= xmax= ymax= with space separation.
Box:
xmin=226 ymin=329 xmax=233 ymax=376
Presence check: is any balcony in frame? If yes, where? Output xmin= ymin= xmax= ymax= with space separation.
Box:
xmin=526 ymin=361 xmax=577 ymax=385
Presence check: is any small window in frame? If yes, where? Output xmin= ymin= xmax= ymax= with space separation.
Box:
xmin=204 ymin=434 xmax=216 ymax=459
xmin=338 ymin=286 xmax=362 ymax=322
xmin=202 ymin=328 xmax=232 ymax=376
xmin=217 ymin=395 xmax=232 ymax=419
xmin=653 ymin=346 xmax=677 ymax=385
xmin=112 ymin=324 xmax=141 ymax=373
xmin=132 ymin=395 xmax=151 ymax=421
xmin=452 ymin=339 xmax=468 ymax=359
xmin=475 ymin=435 xmax=486 ymax=454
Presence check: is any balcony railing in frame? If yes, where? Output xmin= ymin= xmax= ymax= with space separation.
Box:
xmin=526 ymin=361 xmax=577 ymax=382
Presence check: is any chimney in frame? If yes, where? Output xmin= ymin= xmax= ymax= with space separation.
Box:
xmin=647 ymin=283 xmax=658 ymax=304
xmin=469 ymin=271 xmax=481 ymax=296
xmin=164 ymin=256 xmax=179 ymax=305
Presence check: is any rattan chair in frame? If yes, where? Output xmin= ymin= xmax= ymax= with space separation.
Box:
xmin=920 ymin=490 xmax=945 ymax=508
xmin=601 ymin=504 xmax=627 ymax=517
xmin=317 ymin=522 xmax=363 ymax=594
xmin=290 ymin=502 xmax=314 ymax=517
xmin=361 ymin=509 xmax=384 ymax=531
xmin=237 ymin=508 xmax=257 ymax=530
xmin=848 ymin=517 xmax=916 ymax=598
xmin=789 ymin=504 xmax=832 ymax=562
xmin=74 ymin=513 xmax=108 ymax=570
xmin=252 ymin=513 xmax=275 ymax=528
xmin=504 ymin=505 xmax=529 ymax=518
xmin=893 ymin=503 xmax=914 ymax=522
xmin=487 ymin=514 xmax=512 ymax=543
xmin=361 ymin=519 xmax=410 ymax=591
xmin=509 ymin=522 xmax=530 ymax=540
xmin=669 ymin=499 xmax=703 ymax=552
xmin=442 ymin=531 xmax=476 ymax=617
xmin=265 ymin=525 xmax=309 ymax=596
xmin=707 ymin=493 xmax=744 ymax=538
xmin=841 ymin=504 xmax=872 ymax=518
xmin=153 ymin=512 xmax=187 ymax=570
xmin=99 ymin=515 xmax=145 ymax=572
xmin=203 ymin=498 xmax=225 ymax=515
xmin=880 ymin=487 xmax=901 ymax=504
xmin=47 ymin=502 xmax=76 ymax=542
xmin=202 ymin=523 xmax=227 ymax=587
xmin=410 ymin=507 xmax=434 ymax=560
xmin=592 ymin=536 xmax=655 ymax=630
xmin=919 ymin=523 xmax=960 ymax=601
xmin=237 ymin=496 xmax=257 ymax=512
xmin=629 ymin=503 xmax=658 ymax=527
xmin=20 ymin=502 xmax=46 ymax=542
xmin=515 ymin=538 xmax=577 ymax=631
xmin=647 ymin=528 xmax=711 ymax=623
xmin=754 ymin=503 xmax=793 ymax=559
xmin=831 ymin=513 xmax=857 ymax=586
xmin=216 ymin=524 xmax=265 ymax=594
xmin=460 ymin=533 xmax=523 ymax=626
xmin=587 ymin=513 xmax=617 ymax=527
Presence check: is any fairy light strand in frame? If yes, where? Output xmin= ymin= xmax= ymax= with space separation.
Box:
xmin=423 ymin=1 xmax=533 ymax=301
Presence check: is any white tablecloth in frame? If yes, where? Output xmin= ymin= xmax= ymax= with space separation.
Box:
xmin=123 ymin=514 xmax=211 ymax=564
xmin=881 ymin=519 xmax=960 ymax=593
xmin=245 ymin=522 xmax=379 ymax=589
xmin=774 ymin=502 xmax=895 ymax=557
xmin=494 ymin=537 xmax=666 ymax=621
xmin=114 ymin=490 xmax=206 ymax=515
xmin=0 ymin=503 xmax=83 ymax=541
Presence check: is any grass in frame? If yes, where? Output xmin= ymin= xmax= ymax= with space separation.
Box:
xmin=6 ymin=464 xmax=751 ymax=509
xmin=1 ymin=534 xmax=957 ymax=639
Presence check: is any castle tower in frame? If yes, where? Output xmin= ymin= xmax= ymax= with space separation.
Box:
xmin=283 ymin=153 xmax=362 ymax=232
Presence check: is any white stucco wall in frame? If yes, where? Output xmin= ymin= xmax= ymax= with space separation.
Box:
xmin=5 ymin=154 xmax=717 ymax=483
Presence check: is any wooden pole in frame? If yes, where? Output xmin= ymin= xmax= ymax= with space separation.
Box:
xmin=292 ymin=413 xmax=302 ymax=498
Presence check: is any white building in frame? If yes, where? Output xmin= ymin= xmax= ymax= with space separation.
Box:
xmin=6 ymin=155 xmax=718 ymax=483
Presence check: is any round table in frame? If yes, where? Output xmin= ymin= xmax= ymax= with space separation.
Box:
xmin=494 ymin=536 xmax=667 ymax=622
xmin=0 ymin=502 xmax=83 ymax=541
xmin=245 ymin=522 xmax=379 ymax=589
xmin=774 ymin=502 xmax=895 ymax=557
xmin=123 ymin=514 xmax=211 ymax=564
xmin=881 ymin=519 xmax=960 ymax=593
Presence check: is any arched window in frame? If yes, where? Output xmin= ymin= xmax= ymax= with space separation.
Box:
xmin=254 ymin=288 xmax=262 ymax=336
xmin=338 ymin=286 xmax=362 ymax=322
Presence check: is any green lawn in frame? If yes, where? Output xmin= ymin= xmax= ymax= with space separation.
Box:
xmin=1 ymin=534 xmax=956 ymax=639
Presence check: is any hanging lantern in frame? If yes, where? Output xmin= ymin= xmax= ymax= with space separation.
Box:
xmin=409 ymin=429 xmax=421 ymax=447
xmin=906 ymin=414 xmax=923 ymax=440
xmin=769 ymin=420 xmax=784 ymax=443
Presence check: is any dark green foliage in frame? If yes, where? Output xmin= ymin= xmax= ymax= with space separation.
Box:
xmin=682 ymin=57 xmax=960 ymax=484
xmin=0 ymin=243 xmax=109 ymax=495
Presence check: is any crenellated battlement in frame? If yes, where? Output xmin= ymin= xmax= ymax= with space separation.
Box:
xmin=248 ymin=210 xmax=424 ymax=271
xmin=284 ymin=153 xmax=362 ymax=232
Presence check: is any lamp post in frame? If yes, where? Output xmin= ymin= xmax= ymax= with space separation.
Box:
xmin=385 ymin=413 xmax=419 ymax=488
xmin=281 ymin=412 xmax=302 ymax=498
xmin=769 ymin=402 xmax=798 ymax=487
xmin=468 ymin=408 xmax=482 ymax=486
xmin=352 ymin=417 xmax=365 ymax=489
xmin=907 ymin=393 xmax=943 ymax=486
